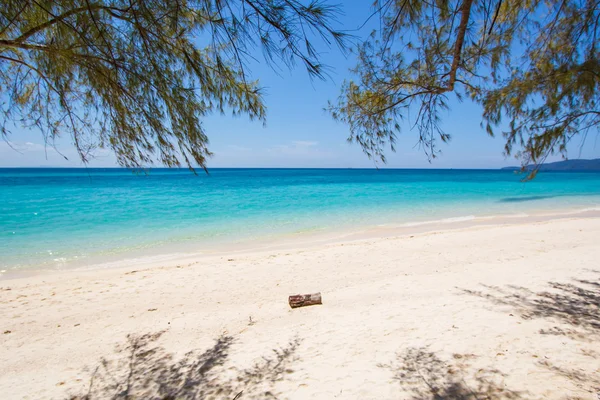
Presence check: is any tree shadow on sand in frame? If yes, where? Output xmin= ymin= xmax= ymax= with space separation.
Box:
xmin=458 ymin=272 xmax=600 ymax=340
xmin=379 ymin=347 xmax=524 ymax=399
xmin=458 ymin=272 xmax=600 ymax=397
xmin=69 ymin=331 xmax=301 ymax=400
xmin=536 ymin=357 xmax=600 ymax=396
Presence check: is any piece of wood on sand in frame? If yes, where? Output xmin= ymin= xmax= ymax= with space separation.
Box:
xmin=288 ymin=292 xmax=322 ymax=309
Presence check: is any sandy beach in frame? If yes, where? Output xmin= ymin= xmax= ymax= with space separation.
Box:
xmin=1 ymin=215 xmax=599 ymax=399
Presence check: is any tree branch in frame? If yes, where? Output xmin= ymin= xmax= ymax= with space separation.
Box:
xmin=444 ymin=0 xmax=473 ymax=92
xmin=12 ymin=4 xmax=127 ymax=44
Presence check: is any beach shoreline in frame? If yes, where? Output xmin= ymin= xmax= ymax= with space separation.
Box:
xmin=4 ymin=168 xmax=600 ymax=279
xmin=1 ymin=215 xmax=599 ymax=399
xmin=3 ymin=204 xmax=600 ymax=281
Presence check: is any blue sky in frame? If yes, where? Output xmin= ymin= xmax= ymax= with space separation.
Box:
xmin=1 ymin=2 xmax=599 ymax=168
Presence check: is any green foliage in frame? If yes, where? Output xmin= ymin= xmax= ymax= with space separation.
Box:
xmin=329 ymin=0 xmax=600 ymax=175
xmin=0 ymin=0 xmax=346 ymax=169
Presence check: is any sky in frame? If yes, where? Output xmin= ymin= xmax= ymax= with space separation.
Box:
xmin=1 ymin=2 xmax=599 ymax=169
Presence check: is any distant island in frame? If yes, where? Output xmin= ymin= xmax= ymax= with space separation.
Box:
xmin=502 ymin=158 xmax=600 ymax=171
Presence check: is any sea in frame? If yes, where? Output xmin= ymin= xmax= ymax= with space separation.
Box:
xmin=2 ymin=168 xmax=600 ymax=276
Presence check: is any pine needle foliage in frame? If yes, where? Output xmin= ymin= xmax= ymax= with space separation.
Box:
xmin=0 ymin=0 xmax=346 ymax=170
xmin=328 ymin=0 xmax=599 ymax=176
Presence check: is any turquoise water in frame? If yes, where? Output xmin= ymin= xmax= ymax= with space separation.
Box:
xmin=2 ymin=168 xmax=600 ymax=274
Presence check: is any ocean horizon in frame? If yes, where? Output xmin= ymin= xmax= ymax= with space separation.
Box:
xmin=2 ymin=167 xmax=600 ymax=277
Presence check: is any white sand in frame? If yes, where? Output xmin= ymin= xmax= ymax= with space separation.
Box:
xmin=1 ymin=216 xmax=599 ymax=399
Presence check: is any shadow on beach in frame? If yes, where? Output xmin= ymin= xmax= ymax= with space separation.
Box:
xmin=459 ymin=272 xmax=600 ymax=339
xmin=457 ymin=272 xmax=600 ymax=396
xmin=379 ymin=347 xmax=524 ymax=399
xmin=69 ymin=331 xmax=301 ymax=400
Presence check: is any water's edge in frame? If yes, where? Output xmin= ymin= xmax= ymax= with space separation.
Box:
xmin=2 ymin=205 xmax=599 ymax=281
xmin=3 ymin=168 xmax=600 ymax=277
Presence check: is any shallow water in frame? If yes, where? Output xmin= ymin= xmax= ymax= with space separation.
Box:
xmin=2 ymin=168 xmax=600 ymax=273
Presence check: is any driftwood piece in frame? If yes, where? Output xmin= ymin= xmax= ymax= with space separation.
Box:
xmin=288 ymin=292 xmax=322 ymax=309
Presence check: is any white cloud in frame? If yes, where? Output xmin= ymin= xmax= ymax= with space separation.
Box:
xmin=226 ymin=145 xmax=252 ymax=152
xmin=0 ymin=140 xmax=118 ymax=167
xmin=267 ymin=140 xmax=320 ymax=153
xmin=291 ymin=140 xmax=318 ymax=147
